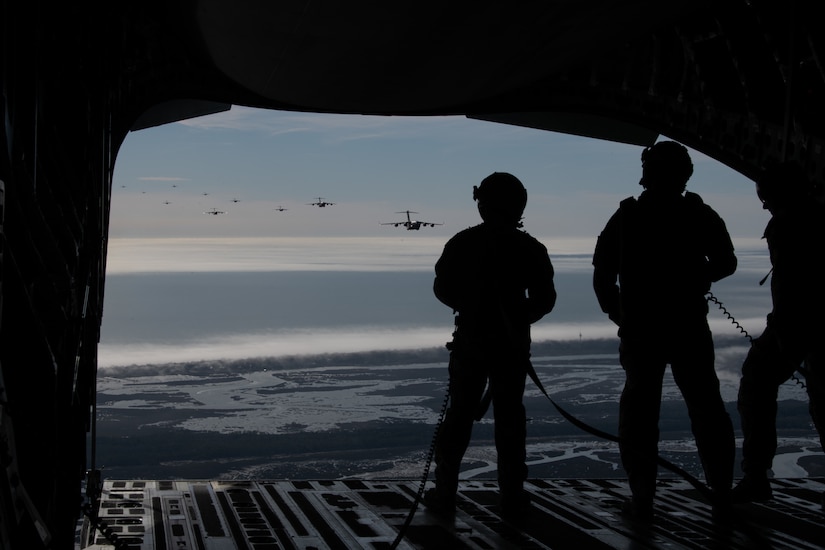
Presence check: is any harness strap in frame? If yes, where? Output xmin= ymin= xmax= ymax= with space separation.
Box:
xmin=523 ymin=359 xmax=717 ymax=502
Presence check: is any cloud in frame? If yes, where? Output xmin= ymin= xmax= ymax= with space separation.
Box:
xmin=97 ymin=321 xmax=622 ymax=369
xmin=104 ymin=235 xmax=771 ymax=280
xmin=104 ymin=236 xmax=445 ymax=273
xmin=97 ymin=326 xmax=449 ymax=368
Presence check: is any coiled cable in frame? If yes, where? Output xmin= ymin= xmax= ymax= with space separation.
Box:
xmin=706 ymin=291 xmax=807 ymax=389
xmin=706 ymin=292 xmax=753 ymax=343
xmin=389 ymin=383 xmax=450 ymax=549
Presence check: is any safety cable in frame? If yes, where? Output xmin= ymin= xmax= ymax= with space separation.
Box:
xmin=524 ymin=363 xmax=717 ymax=502
xmin=391 ymin=292 xmax=794 ymax=545
xmin=706 ymin=291 xmax=807 ymax=389
xmin=539 ymin=292 xmax=808 ymax=502
xmin=706 ymin=292 xmax=753 ymax=343
xmin=389 ymin=386 xmax=450 ymax=549
xmin=390 ymin=349 xmax=719 ymax=550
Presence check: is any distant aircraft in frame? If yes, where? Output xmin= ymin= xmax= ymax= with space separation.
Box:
xmin=274 ymin=205 xmax=288 ymax=212
xmin=204 ymin=208 xmax=226 ymax=215
xmin=163 ymin=200 xmax=172 ymax=205
xmin=308 ymin=197 xmax=335 ymax=207
xmin=230 ymin=197 xmax=241 ymax=203
xmin=381 ymin=210 xmax=443 ymax=231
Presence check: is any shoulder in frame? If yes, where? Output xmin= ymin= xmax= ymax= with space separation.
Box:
xmin=684 ymin=191 xmax=725 ymax=219
xmin=601 ymin=199 xmax=630 ymax=229
xmin=615 ymin=196 xmax=638 ymax=220
xmin=441 ymin=224 xmax=483 ymax=253
xmin=515 ymin=229 xmax=549 ymax=253
xmin=445 ymin=224 xmax=481 ymax=241
xmin=593 ymin=207 xmax=623 ymax=245
xmin=460 ymin=224 xmax=485 ymax=236
xmin=684 ymin=191 xmax=717 ymax=213
xmin=619 ymin=195 xmax=637 ymax=209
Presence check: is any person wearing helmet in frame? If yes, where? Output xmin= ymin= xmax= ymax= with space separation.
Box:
xmin=592 ymin=141 xmax=737 ymax=521
xmin=733 ymin=161 xmax=825 ymax=504
xmin=424 ymin=172 xmax=557 ymax=519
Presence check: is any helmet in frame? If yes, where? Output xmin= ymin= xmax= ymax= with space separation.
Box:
xmin=756 ymin=160 xmax=813 ymax=209
xmin=640 ymin=141 xmax=694 ymax=193
xmin=473 ymin=172 xmax=527 ymax=225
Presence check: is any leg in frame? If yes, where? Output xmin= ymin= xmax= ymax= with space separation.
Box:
xmin=670 ymin=328 xmax=734 ymax=494
xmin=618 ymin=341 xmax=667 ymax=508
xmin=803 ymin=351 xmax=825 ymax=507
xmin=734 ymin=326 xmax=802 ymax=502
xmin=489 ymin=357 xmax=528 ymax=507
xmin=803 ymin=351 xmax=825 ymax=453
xmin=432 ymin=351 xmax=486 ymax=499
xmin=737 ymin=328 xmax=800 ymax=477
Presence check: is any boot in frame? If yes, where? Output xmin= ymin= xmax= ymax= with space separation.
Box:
xmin=422 ymin=486 xmax=456 ymax=517
xmin=731 ymin=474 xmax=772 ymax=503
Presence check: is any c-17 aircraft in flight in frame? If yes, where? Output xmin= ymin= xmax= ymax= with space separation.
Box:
xmin=381 ymin=210 xmax=443 ymax=230
xmin=308 ymin=197 xmax=335 ymax=207
xmin=204 ymin=208 xmax=226 ymax=215
xmin=274 ymin=205 xmax=288 ymax=212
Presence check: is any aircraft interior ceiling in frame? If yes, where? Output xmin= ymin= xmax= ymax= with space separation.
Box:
xmin=122 ymin=0 xmax=825 ymax=181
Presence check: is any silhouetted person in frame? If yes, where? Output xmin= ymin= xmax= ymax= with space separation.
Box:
xmin=733 ymin=161 xmax=825 ymax=503
xmin=423 ymin=172 xmax=556 ymax=518
xmin=592 ymin=141 xmax=737 ymax=521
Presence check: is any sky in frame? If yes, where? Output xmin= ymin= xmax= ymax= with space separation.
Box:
xmin=107 ymin=105 xmax=769 ymax=274
xmin=100 ymin=106 xmax=778 ymax=368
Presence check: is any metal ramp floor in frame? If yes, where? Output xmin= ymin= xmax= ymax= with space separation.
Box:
xmin=77 ymin=478 xmax=825 ymax=549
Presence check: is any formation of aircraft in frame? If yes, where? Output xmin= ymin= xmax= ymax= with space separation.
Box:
xmin=381 ymin=210 xmax=443 ymax=230
xmin=149 ymin=192 xmax=445 ymax=232
xmin=308 ymin=196 xmax=335 ymax=207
